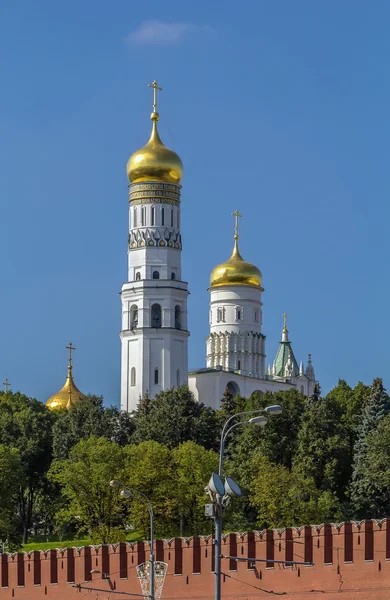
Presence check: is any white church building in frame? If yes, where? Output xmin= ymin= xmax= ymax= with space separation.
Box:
xmin=120 ymin=82 xmax=316 ymax=413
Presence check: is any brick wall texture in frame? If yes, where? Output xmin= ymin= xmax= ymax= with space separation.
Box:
xmin=1 ymin=519 xmax=390 ymax=599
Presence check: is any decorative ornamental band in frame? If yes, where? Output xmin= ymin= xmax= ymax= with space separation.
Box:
xmin=129 ymin=182 xmax=181 ymax=204
xmin=128 ymin=227 xmax=182 ymax=250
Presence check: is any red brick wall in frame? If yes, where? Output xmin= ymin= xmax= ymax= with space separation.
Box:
xmin=2 ymin=519 xmax=390 ymax=599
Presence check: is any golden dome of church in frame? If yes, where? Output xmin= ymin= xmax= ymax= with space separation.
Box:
xmin=210 ymin=211 xmax=262 ymax=288
xmin=46 ymin=343 xmax=86 ymax=410
xmin=126 ymin=81 xmax=183 ymax=185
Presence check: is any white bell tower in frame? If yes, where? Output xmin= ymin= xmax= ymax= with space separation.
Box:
xmin=120 ymin=81 xmax=189 ymax=413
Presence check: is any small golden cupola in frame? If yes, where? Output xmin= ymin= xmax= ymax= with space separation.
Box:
xmin=126 ymin=80 xmax=183 ymax=185
xmin=210 ymin=210 xmax=262 ymax=288
xmin=46 ymin=343 xmax=86 ymax=410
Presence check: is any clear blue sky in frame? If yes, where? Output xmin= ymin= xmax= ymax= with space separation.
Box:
xmin=1 ymin=0 xmax=389 ymax=405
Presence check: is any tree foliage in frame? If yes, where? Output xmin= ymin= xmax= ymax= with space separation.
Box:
xmin=132 ymin=386 xmax=218 ymax=450
xmin=49 ymin=436 xmax=125 ymax=544
xmin=0 ymin=377 xmax=389 ymax=546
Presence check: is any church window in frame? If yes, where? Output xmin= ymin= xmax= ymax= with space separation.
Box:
xmin=154 ymin=368 xmax=159 ymax=385
xmin=226 ymin=381 xmax=240 ymax=396
xmin=175 ymin=305 xmax=181 ymax=329
xmin=133 ymin=207 xmax=137 ymax=227
xmin=131 ymin=367 xmax=136 ymax=386
xmin=254 ymin=308 xmax=259 ymax=323
xmin=237 ymin=360 xmax=241 ymax=370
xmin=151 ymin=304 xmax=162 ymax=328
xmin=151 ymin=206 xmax=155 ymax=226
xmin=177 ymin=369 xmax=180 ymax=386
xmin=130 ymin=304 xmax=138 ymax=328
xmin=152 ymin=271 xmax=160 ymax=279
xmin=301 ymin=385 xmax=304 ymax=395
xmin=217 ymin=307 xmax=225 ymax=323
xmin=171 ymin=272 xmax=176 ymax=280
xmin=141 ymin=207 xmax=145 ymax=226
xmin=161 ymin=208 xmax=165 ymax=226
xmin=235 ymin=306 xmax=243 ymax=321
xmin=171 ymin=208 xmax=174 ymax=227
xmin=135 ymin=272 xmax=141 ymax=281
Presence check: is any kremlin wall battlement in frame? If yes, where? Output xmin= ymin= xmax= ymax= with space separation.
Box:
xmin=2 ymin=519 xmax=390 ymax=599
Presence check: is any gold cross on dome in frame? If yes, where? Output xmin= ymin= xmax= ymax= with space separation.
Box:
xmin=148 ymin=80 xmax=162 ymax=112
xmin=232 ymin=209 xmax=242 ymax=240
xmin=3 ymin=378 xmax=10 ymax=392
xmin=66 ymin=342 xmax=76 ymax=367
xmin=283 ymin=312 xmax=288 ymax=332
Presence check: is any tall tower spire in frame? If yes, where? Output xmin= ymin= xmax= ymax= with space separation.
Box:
xmin=272 ymin=314 xmax=299 ymax=378
xmin=120 ymin=82 xmax=189 ymax=412
xmin=206 ymin=212 xmax=265 ymax=377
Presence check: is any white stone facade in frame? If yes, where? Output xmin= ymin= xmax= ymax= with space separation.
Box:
xmin=120 ymin=181 xmax=189 ymax=412
xmin=206 ymin=284 xmax=265 ymax=377
xmin=188 ymin=368 xmax=314 ymax=411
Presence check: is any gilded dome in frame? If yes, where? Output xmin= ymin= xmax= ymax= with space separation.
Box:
xmin=46 ymin=366 xmax=86 ymax=410
xmin=127 ymin=112 xmax=183 ymax=184
xmin=210 ymin=239 xmax=262 ymax=288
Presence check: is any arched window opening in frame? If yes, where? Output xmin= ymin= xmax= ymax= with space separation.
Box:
xmin=133 ymin=207 xmax=137 ymax=227
xmin=301 ymin=385 xmax=305 ymax=395
xmin=135 ymin=272 xmax=141 ymax=281
xmin=177 ymin=369 xmax=180 ymax=386
xmin=141 ymin=207 xmax=145 ymax=226
xmin=236 ymin=306 xmax=242 ymax=321
xmin=175 ymin=305 xmax=181 ymax=329
xmin=217 ymin=307 xmax=225 ymax=323
xmin=161 ymin=208 xmax=165 ymax=226
xmin=171 ymin=272 xmax=176 ymax=280
xmin=151 ymin=304 xmax=162 ymax=328
xmin=151 ymin=206 xmax=155 ymax=226
xmin=130 ymin=304 xmax=138 ymax=329
xmin=237 ymin=360 xmax=241 ymax=370
xmin=254 ymin=308 xmax=259 ymax=323
xmin=154 ymin=368 xmax=159 ymax=385
xmin=226 ymin=381 xmax=240 ymax=397
xmin=152 ymin=271 xmax=160 ymax=280
xmin=171 ymin=208 xmax=174 ymax=227
xmin=131 ymin=367 xmax=136 ymax=387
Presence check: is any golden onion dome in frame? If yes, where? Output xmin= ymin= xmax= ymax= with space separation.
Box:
xmin=126 ymin=111 xmax=183 ymax=184
xmin=46 ymin=365 xmax=86 ymax=410
xmin=210 ymin=239 xmax=262 ymax=288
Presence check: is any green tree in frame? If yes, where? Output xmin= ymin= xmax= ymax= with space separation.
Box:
xmin=172 ymin=441 xmax=218 ymax=535
xmin=249 ymin=453 xmax=339 ymax=529
xmin=359 ymin=414 xmax=390 ymax=517
xmin=0 ymin=445 xmax=23 ymax=550
xmin=132 ymin=386 xmax=218 ymax=450
xmin=53 ymin=395 xmax=135 ymax=459
xmin=49 ymin=436 xmax=125 ymax=544
xmin=0 ymin=391 xmax=54 ymax=543
xmin=350 ymin=378 xmax=390 ymax=517
xmin=123 ymin=441 xmax=177 ymax=538
xmin=294 ymin=397 xmax=352 ymax=503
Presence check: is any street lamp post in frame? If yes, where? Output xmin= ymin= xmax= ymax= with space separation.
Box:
xmin=214 ymin=404 xmax=282 ymax=600
xmin=110 ymin=481 xmax=155 ymax=600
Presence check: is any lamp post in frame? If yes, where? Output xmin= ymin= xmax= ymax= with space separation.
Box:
xmin=110 ymin=481 xmax=155 ymax=600
xmin=214 ymin=404 xmax=282 ymax=600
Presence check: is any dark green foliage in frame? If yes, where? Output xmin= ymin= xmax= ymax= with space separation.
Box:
xmin=131 ymin=385 xmax=219 ymax=450
xmin=350 ymin=378 xmax=390 ymax=517
xmin=1 ymin=376 xmax=390 ymax=543
xmin=294 ymin=397 xmax=352 ymax=503
xmin=0 ymin=391 xmax=54 ymax=544
xmin=52 ymin=395 xmax=135 ymax=459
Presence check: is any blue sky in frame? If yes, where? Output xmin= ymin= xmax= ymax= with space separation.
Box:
xmin=1 ymin=0 xmax=389 ymax=405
